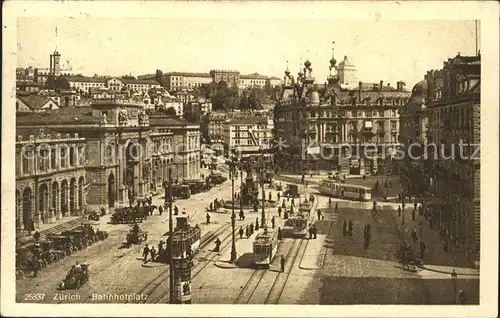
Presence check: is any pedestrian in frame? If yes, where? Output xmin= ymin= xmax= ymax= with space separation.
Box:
xmin=411 ymin=228 xmax=418 ymax=243
xmin=159 ymin=205 xmax=163 ymax=216
xmin=209 ymin=202 xmax=213 ymax=212
xmin=312 ymin=224 xmax=317 ymax=239
xmin=280 ymin=255 xmax=285 ymax=272
xmin=214 ymin=237 xmax=221 ymax=252
xmin=412 ymin=208 xmax=416 ymax=221
xmin=143 ymin=244 xmax=150 ymax=263
xmin=348 ymin=221 xmax=353 ymax=239
xmin=402 ymin=201 xmax=406 ymax=210
xmin=329 ymin=197 xmax=332 ymax=208
xmin=150 ymin=247 xmax=156 ymax=262
xmin=174 ymin=205 xmax=179 ymax=215
xmin=158 ymin=241 xmax=164 ymax=259
xmin=277 ymin=192 xmax=281 ymax=201
xmin=250 ymin=223 xmax=254 ymax=235
xmin=335 ymin=202 xmax=339 ymax=213
xmin=291 ymin=198 xmax=295 ymax=206
xmin=239 ymin=209 xmax=244 ymax=221
xmin=443 ymin=238 xmax=449 ymax=253
xmin=33 ymin=231 xmax=40 ymax=242
xmin=342 ymin=220 xmax=347 ymax=237
xmin=398 ymin=205 xmax=401 ymax=217
xmin=459 ymin=290 xmax=467 ymax=304
xmin=317 ymin=209 xmax=321 ymax=220
xmin=32 ymin=261 xmax=40 ymax=278
xmin=255 ymin=218 xmax=259 ymax=230
xmin=239 ymin=227 xmax=244 ymax=239
xmin=271 ymin=216 xmax=276 ymax=229
xmin=268 ymin=192 xmax=272 ymax=201
xmin=397 ymin=193 xmax=401 ymax=203
xmin=100 ymin=206 xmax=106 ymax=216
xmin=278 ymin=206 xmax=282 ymax=218
xmin=308 ymin=225 xmax=313 ymax=239
xmin=277 ymin=227 xmax=282 ymax=240
xmin=420 ymin=241 xmax=426 ymax=259
xmin=245 ymin=225 xmax=250 ymax=238
xmin=206 ymin=213 xmax=211 ymax=224
xmin=363 ymin=174 xmax=366 ymax=181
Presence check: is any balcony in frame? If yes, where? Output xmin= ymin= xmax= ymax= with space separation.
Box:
xmin=325 ymin=129 xmax=339 ymax=134
xmin=362 ymin=127 xmax=374 ymax=135
xmin=377 ymin=128 xmax=386 ymax=135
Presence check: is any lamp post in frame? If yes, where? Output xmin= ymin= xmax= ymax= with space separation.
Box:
xmin=419 ymin=221 xmax=423 ymax=243
xmin=230 ymin=157 xmax=237 ymax=263
xmin=451 ymin=269 xmax=458 ymax=304
xmin=259 ymin=150 xmax=266 ymax=231
xmin=164 ymin=167 xmax=175 ymax=304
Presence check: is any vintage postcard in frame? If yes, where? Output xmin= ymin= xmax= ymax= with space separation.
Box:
xmin=2 ymin=1 xmax=498 ymax=317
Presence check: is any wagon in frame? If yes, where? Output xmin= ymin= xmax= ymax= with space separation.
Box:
xmin=46 ymin=235 xmax=75 ymax=256
xmin=61 ymin=229 xmax=89 ymax=251
xmin=16 ymin=247 xmax=45 ymax=270
xmin=110 ymin=207 xmax=146 ymax=224
xmin=87 ymin=211 xmax=100 ymax=221
xmin=59 ymin=263 xmax=90 ymax=289
xmin=125 ymin=230 xmax=148 ymax=245
xmin=79 ymin=221 xmax=109 ymax=241
xmin=36 ymin=239 xmax=66 ymax=264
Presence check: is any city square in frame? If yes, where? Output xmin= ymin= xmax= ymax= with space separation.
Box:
xmin=6 ymin=13 xmax=491 ymax=311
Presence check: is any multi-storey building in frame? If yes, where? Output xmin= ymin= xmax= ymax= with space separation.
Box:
xmin=222 ymin=116 xmax=274 ymax=161
xmin=399 ymin=80 xmax=429 ymax=159
xmin=15 ymin=128 xmax=87 ymax=233
xmin=422 ymin=53 xmax=480 ymax=266
xmin=337 ymin=55 xmax=358 ymax=88
xmin=156 ymin=70 xmax=282 ymax=91
xmin=33 ymin=51 xmax=76 ymax=86
xmin=274 ymin=53 xmax=410 ymax=175
xmin=184 ymin=98 xmax=213 ymax=123
xmin=16 ymin=95 xmax=201 ymax=235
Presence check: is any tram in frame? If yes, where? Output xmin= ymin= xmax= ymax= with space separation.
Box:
xmin=282 ymin=215 xmax=309 ymax=238
xmin=317 ymin=179 xmax=372 ymax=201
xmin=252 ymin=229 xmax=279 ymax=268
xmin=158 ymin=214 xmax=201 ymax=262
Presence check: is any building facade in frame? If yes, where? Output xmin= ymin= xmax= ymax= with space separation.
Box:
xmin=274 ymin=54 xmax=410 ymax=175
xmin=420 ymin=53 xmax=481 ymax=266
xmin=16 ymin=96 xmax=201 ymax=233
xmin=337 ymin=55 xmax=358 ymax=88
xmin=222 ymin=116 xmax=274 ymax=160
xmin=15 ymin=128 xmax=87 ymax=233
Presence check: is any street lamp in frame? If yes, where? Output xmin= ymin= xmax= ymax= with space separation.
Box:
xmin=164 ymin=167 xmax=175 ymax=304
xmin=259 ymin=150 xmax=266 ymax=231
xmin=419 ymin=221 xmax=423 ymax=243
xmin=229 ymin=156 xmax=237 ymax=263
xmin=451 ymin=269 xmax=458 ymax=304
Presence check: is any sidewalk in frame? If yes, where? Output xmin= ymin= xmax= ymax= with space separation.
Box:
xmin=299 ymin=234 xmax=327 ymax=270
xmin=390 ymin=207 xmax=477 ymax=270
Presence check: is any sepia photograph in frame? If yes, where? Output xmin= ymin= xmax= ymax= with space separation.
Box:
xmin=2 ymin=1 xmax=498 ymax=317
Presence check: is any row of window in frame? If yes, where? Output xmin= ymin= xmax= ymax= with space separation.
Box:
xmin=18 ymin=146 xmax=84 ymax=177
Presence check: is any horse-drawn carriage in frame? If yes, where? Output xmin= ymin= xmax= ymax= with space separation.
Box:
xmin=284 ymin=184 xmax=300 ymax=198
xmin=397 ymin=245 xmax=423 ymax=272
xmin=35 ymin=239 xmax=66 ymax=264
xmin=87 ymin=210 xmax=100 ymax=221
xmin=110 ymin=206 xmax=148 ymax=224
xmin=75 ymin=221 xmax=109 ymax=244
xmin=183 ymin=179 xmax=208 ymax=195
xmin=60 ymin=229 xmax=89 ymax=251
xmin=59 ymin=263 xmax=90 ymax=289
xmin=16 ymin=246 xmax=46 ymax=271
xmin=206 ymin=172 xmax=227 ymax=186
xmin=125 ymin=223 xmax=148 ymax=245
xmin=46 ymin=235 xmax=76 ymax=255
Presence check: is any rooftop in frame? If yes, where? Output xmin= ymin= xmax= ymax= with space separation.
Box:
xmin=17 ymin=107 xmax=100 ymax=125
xmin=17 ymin=95 xmax=56 ymax=110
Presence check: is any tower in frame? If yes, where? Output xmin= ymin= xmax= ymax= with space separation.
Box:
xmin=50 ymin=50 xmax=61 ymax=76
xmin=337 ymin=55 xmax=358 ymax=88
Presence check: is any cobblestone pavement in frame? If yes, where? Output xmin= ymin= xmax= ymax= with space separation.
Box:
xmin=292 ymin=196 xmax=480 ymax=304
xmin=15 ymin=171 xmax=255 ymax=303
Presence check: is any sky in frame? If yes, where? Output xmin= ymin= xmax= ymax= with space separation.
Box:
xmin=17 ymin=18 xmax=480 ymax=89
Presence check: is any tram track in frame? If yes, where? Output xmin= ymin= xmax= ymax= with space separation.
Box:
xmin=140 ymin=220 xmax=252 ymax=304
xmin=264 ymin=237 xmax=308 ymax=304
xmin=127 ymin=223 xmax=232 ymax=304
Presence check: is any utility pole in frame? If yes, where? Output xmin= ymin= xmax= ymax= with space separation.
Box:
xmin=167 ymin=167 xmax=175 ymax=304
xmin=230 ymin=157 xmax=237 ymax=262
xmin=260 ymin=150 xmax=266 ymax=232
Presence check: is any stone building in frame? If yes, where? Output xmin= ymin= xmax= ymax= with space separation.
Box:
xmin=423 ymin=53 xmax=481 ymax=266
xmin=274 ymin=50 xmax=410 ymax=175
xmin=15 ymin=128 xmax=86 ymax=233
xmin=16 ymin=96 xmax=201 ymax=233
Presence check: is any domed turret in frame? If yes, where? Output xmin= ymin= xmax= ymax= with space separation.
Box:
xmin=304 ymin=60 xmax=311 ymax=68
xmin=309 ymin=90 xmax=320 ymax=105
xmin=298 ymin=70 xmax=304 ymax=78
xmin=285 ymin=69 xmax=290 ymax=77
xmin=330 ymin=57 xmax=337 ymax=68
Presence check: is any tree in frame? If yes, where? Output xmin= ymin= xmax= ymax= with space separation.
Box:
xmin=164 ymin=107 xmax=177 ymax=117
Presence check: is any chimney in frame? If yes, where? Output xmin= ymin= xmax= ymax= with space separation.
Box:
xmin=358 ymin=81 xmax=362 ymax=101
xmin=380 ymin=80 xmax=383 ymax=90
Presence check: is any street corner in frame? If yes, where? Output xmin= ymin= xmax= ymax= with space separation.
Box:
xmin=214 ymin=260 xmax=239 ymax=269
